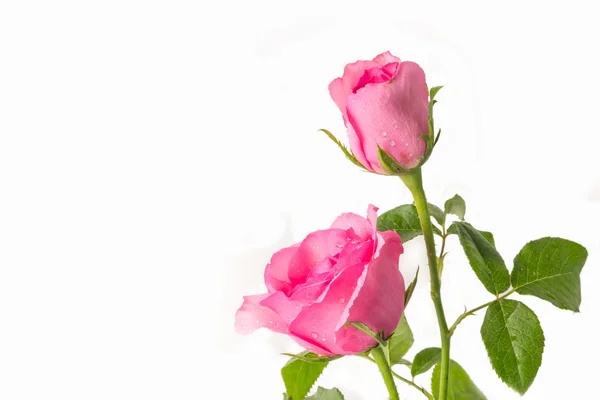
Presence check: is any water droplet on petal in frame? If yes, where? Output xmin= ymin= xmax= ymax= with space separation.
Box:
xmin=389 ymin=140 xmax=396 ymax=147
xmin=339 ymin=297 xmax=346 ymax=303
xmin=380 ymin=131 xmax=388 ymax=137
xmin=321 ymin=337 xmax=327 ymax=342
xmin=311 ymin=332 xmax=319 ymax=339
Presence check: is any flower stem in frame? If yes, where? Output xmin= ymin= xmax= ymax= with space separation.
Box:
xmin=357 ymin=354 xmax=433 ymax=399
xmin=371 ymin=347 xmax=400 ymax=400
xmin=400 ymin=168 xmax=450 ymax=400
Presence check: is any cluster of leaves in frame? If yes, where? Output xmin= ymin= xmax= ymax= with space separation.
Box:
xmin=378 ymin=194 xmax=588 ymax=397
xmin=279 ymin=193 xmax=586 ymax=399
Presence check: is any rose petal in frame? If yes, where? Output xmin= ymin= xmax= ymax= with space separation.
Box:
xmin=328 ymin=59 xmax=379 ymax=118
xmin=330 ymin=211 xmax=374 ymax=241
xmin=346 ymin=61 xmax=429 ymax=170
xmin=264 ymin=245 xmax=298 ymax=294
xmin=234 ymin=294 xmax=286 ymax=335
xmin=334 ymin=230 xmax=404 ymax=353
xmin=353 ymin=62 xmax=399 ymax=93
xmin=289 ymin=261 xmax=368 ymax=355
xmin=260 ymin=291 xmax=304 ymax=326
xmin=373 ymin=51 xmax=402 ymax=66
xmin=330 ymin=240 xmax=374 ymax=278
xmin=288 ymin=228 xmax=348 ymax=285
xmin=234 ymin=292 xmax=336 ymax=355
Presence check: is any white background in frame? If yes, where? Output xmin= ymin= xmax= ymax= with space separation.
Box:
xmin=1 ymin=0 xmax=599 ymax=399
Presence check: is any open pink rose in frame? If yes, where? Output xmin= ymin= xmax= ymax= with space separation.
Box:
xmin=329 ymin=51 xmax=429 ymax=172
xmin=235 ymin=205 xmax=405 ymax=356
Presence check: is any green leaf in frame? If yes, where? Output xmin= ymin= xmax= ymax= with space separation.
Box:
xmin=411 ymin=347 xmax=441 ymax=377
xmin=396 ymin=359 xmax=412 ymax=367
xmin=444 ymin=194 xmax=466 ymax=220
xmin=447 ymin=224 xmax=495 ymax=247
xmin=377 ymin=204 xmax=422 ymax=242
xmin=318 ymin=129 xmax=369 ymax=171
xmin=377 ymin=145 xmax=411 ymax=176
xmin=478 ymin=230 xmax=495 ymax=247
xmin=430 ymin=85 xmax=443 ymax=100
xmin=432 ymin=360 xmax=486 ymax=400
xmin=450 ymin=222 xmax=510 ymax=295
xmin=306 ymin=387 xmax=345 ymax=400
xmin=281 ymin=352 xmax=328 ymax=400
xmin=404 ymin=267 xmax=419 ymax=307
xmin=480 ymin=299 xmax=544 ymax=395
xmin=427 ymin=202 xmax=445 ymax=226
xmin=388 ymin=315 xmax=414 ymax=365
xmin=511 ymin=237 xmax=588 ymax=312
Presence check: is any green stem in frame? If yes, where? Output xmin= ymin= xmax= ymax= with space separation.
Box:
xmin=448 ymin=289 xmax=516 ymax=337
xmin=357 ymin=354 xmax=434 ymax=400
xmin=371 ymin=347 xmax=400 ymax=400
xmin=400 ymin=168 xmax=450 ymax=400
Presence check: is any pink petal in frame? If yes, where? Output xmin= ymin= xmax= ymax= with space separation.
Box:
xmin=353 ymin=62 xmax=399 ymax=93
xmin=235 ymin=293 xmax=335 ymax=355
xmin=373 ymin=51 xmax=402 ymax=66
xmin=289 ymin=278 xmax=331 ymax=303
xmin=335 ymin=230 xmax=405 ymax=353
xmin=330 ymin=212 xmax=373 ymax=241
xmin=234 ymin=294 xmax=287 ymax=335
xmin=290 ymin=335 xmax=336 ymax=356
xmin=260 ymin=291 xmax=304 ymax=326
xmin=331 ymin=240 xmax=374 ymax=278
xmin=346 ymin=61 xmax=429 ymax=171
xmin=264 ymin=245 xmax=298 ymax=294
xmin=345 ymin=121 xmax=371 ymax=170
xmin=328 ymin=59 xmax=379 ymax=118
xmin=289 ymin=262 xmax=369 ymax=356
xmin=288 ymin=228 xmax=348 ymax=285
xmin=366 ymin=204 xmax=379 ymax=242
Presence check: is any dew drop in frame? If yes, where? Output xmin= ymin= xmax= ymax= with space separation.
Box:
xmin=389 ymin=140 xmax=396 ymax=147
xmin=339 ymin=297 xmax=346 ymax=304
xmin=321 ymin=337 xmax=327 ymax=342
xmin=380 ymin=131 xmax=388 ymax=137
xmin=311 ymin=332 xmax=319 ymax=339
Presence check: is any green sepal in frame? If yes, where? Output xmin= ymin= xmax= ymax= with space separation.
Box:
xmin=404 ymin=267 xmax=419 ymax=307
xmin=281 ymin=352 xmax=341 ymax=363
xmin=377 ymin=145 xmax=411 ymax=176
xmin=345 ymin=321 xmax=387 ymax=347
xmin=429 ymin=85 xmax=444 ymax=100
xmin=318 ymin=128 xmax=370 ymax=171
xmin=416 ymin=85 xmax=443 ymax=168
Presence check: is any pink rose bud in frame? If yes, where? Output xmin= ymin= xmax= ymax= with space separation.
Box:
xmin=329 ymin=51 xmax=431 ymax=173
xmin=235 ymin=205 xmax=405 ymax=356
